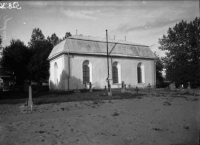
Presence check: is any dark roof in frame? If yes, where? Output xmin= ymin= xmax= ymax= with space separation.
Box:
xmin=48 ymin=35 xmax=155 ymax=60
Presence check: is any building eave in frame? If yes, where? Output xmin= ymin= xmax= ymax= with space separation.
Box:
xmin=48 ymin=52 xmax=155 ymax=61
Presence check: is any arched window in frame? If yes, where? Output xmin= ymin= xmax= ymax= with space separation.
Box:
xmin=112 ymin=62 xmax=121 ymax=84
xmin=54 ymin=62 xmax=58 ymax=86
xmin=137 ymin=62 xmax=145 ymax=83
xmin=83 ymin=60 xmax=91 ymax=84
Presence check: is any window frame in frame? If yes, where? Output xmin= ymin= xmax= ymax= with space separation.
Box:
xmin=112 ymin=65 xmax=118 ymax=83
xmin=82 ymin=60 xmax=92 ymax=84
xmin=112 ymin=62 xmax=121 ymax=84
xmin=83 ymin=65 xmax=90 ymax=84
xmin=137 ymin=62 xmax=145 ymax=84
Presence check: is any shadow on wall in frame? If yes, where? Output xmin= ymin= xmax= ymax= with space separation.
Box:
xmin=50 ymin=81 xmax=57 ymax=90
xmin=50 ymin=70 xmax=83 ymax=90
xmin=58 ymin=70 xmax=68 ymax=90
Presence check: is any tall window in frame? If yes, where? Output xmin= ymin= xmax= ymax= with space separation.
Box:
xmin=112 ymin=62 xmax=119 ymax=83
xmin=137 ymin=62 xmax=145 ymax=83
xmin=137 ymin=65 xmax=142 ymax=83
xmin=83 ymin=60 xmax=90 ymax=84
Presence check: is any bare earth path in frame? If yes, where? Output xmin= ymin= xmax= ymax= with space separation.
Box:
xmin=0 ymin=94 xmax=199 ymax=145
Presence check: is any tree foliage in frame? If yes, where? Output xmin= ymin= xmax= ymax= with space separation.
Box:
xmin=1 ymin=28 xmax=71 ymax=91
xmin=27 ymin=40 xmax=53 ymax=84
xmin=63 ymin=32 xmax=72 ymax=40
xmin=1 ymin=39 xmax=30 ymax=85
xmin=0 ymin=35 xmax=3 ymax=51
xmin=47 ymin=32 xmax=72 ymax=46
xmin=159 ymin=17 xmax=200 ymax=88
xmin=47 ymin=33 xmax=59 ymax=46
xmin=1 ymin=28 xmax=53 ymax=87
xmin=28 ymin=28 xmax=45 ymax=47
xmin=0 ymin=35 xmax=2 ymax=46
xmin=154 ymin=53 xmax=164 ymax=86
xmin=0 ymin=35 xmax=2 ymax=56
xmin=28 ymin=28 xmax=53 ymax=84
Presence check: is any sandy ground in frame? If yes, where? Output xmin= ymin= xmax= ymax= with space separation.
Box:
xmin=0 ymin=91 xmax=199 ymax=145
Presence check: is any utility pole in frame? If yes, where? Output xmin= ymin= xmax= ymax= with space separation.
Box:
xmin=106 ymin=30 xmax=112 ymax=96
xmin=68 ymin=52 xmax=70 ymax=91
xmin=28 ymin=84 xmax=33 ymax=111
xmin=106 ymin=30 xmax=109 ymax=80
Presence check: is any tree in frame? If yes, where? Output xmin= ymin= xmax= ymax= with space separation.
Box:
xmin=159 ymin=17 xmax=200 ymax=88
xmin=154 ymin=53 xmax=164 ymax=86
xmin=0 ymin=35 xmax=2 ymax=56
xmin=47 ymin=33 xmax=59 ymax=46
xmin=0 ymin=35 xmax=2 ymax=48
xmin=62 ymin=32 xmax=71 ymax=40
xmin=1 ymin=39 xmax=30 ymax=85
xmin=27 ymin=28 xmax=53 ymax=84
xmin=26 ymin=28 xmax=54 ymax=90
xmin=0 ymin=35 xmax=3 ymax=51
xmin=28 ymin=28 xmax=45 ymax=47
xmin=27 ymin=40 xmax=53 ymax=85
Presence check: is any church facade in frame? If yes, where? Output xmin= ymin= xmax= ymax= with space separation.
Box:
xmin=48 ymin=35 xmax=156 ymax=90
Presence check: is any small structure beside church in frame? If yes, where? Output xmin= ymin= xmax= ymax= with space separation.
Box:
xmin=48 ymin=35 xmax=156 ymax=90
xmin=0 ymin=48 xmax=11 ymax=91
xmin=169 ymin=82 xmax=176 ymax=91
xmin=0 ymin=67 xmax=11 ymax=91
xmin=187 ymin=82 xmax=191 ymax=90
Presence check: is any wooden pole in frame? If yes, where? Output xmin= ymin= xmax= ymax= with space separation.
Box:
xmin=106 ymin=30 xmax=109 ymax=81
xmin=28 ymin=85 xmax=33 ymax=111
xmin=106 ymin=30 xmax=112 ymax=96
xmin=68 ymin=52 xmax=70 ymax=91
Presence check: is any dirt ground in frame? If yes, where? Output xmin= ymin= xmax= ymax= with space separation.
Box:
xmin=0 ymin=90 xmax=199 ymax=145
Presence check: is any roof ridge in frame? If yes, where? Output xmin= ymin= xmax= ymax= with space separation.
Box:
xmin=68 ymin=35 xmax=149 ymax=47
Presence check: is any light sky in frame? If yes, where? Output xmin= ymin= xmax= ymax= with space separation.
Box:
xmin=0 ymin=1 xmax=199 ymax=56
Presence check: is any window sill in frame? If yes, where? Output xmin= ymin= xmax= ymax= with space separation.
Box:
xmin=112 ymin=83 xmax=121 ymax=85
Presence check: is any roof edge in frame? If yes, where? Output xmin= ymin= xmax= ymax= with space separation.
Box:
xmin=48 ymin=51 xmax=155 ymax=61
xmin=67 ymin=36 xmax=149 ymax=47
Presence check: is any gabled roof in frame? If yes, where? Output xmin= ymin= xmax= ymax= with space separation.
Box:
xmin=48 ymin=35 xmax=155 ymax=60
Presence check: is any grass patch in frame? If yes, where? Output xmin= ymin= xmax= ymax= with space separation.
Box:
xmin=0 ymin=90 xmax=144 ymax=105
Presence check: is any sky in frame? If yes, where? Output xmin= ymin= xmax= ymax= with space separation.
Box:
xmin=0 ymin=1 xmax=199 ymax=57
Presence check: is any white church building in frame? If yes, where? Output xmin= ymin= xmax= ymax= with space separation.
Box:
xmin=48 ymin=35 xmax=156 ymax=90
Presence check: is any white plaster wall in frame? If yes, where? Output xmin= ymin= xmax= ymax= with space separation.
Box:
xmin=69 ymin=55 xmax=109 ymax=89
xmin=111 ymin=58 xmax=155 ymax=88
xmin=49 ymin=54 xmax=156 ymax=90
xmin=49 ymin=55 xmax=65 ymax=90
